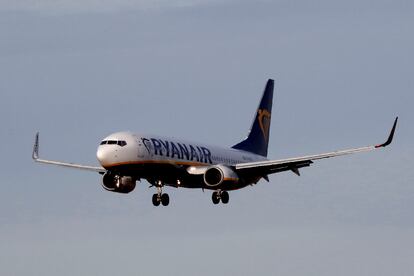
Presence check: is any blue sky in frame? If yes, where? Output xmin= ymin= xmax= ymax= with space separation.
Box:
xmin=0 ymin=1 xmax=413 ymax=275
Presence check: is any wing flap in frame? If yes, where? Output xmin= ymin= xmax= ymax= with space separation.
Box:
xmin=34 ymin=158 xmax=106 ymax=173
xmin=235 ymin=146 xmax=374 ymax=171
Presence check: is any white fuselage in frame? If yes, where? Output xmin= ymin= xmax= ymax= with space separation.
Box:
xmin=97 ymin=132 xmax=267 ymax=170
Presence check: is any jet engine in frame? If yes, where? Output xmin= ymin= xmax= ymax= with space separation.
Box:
xmin=203 ymin=165 xmax=239 ymax=187
xmin=102 ymin=173 xmax=136 ymax=194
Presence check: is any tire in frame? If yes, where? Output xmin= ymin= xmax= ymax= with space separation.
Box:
xmin=221 ymin=191 xmax=229 ymax=204
xmin=161 ymin=193 xmax=170 ymax=206
xmin=152 ymin=194 xmax=160 ymax=206
xmin=212 ymin=192 xmax=220 ymax=204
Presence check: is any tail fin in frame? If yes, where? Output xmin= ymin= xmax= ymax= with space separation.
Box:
xmin=232 ymin=79 xmax=274 ymax=157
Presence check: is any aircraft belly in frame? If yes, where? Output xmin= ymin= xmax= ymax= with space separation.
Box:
xmin=104 ymin=163 xmax=202 ymax=187
xmin=104 ymin=162 xmax=254 ymax=190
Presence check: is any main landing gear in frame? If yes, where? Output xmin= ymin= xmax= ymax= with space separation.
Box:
xmin=212 ymin=190 xmax=229 ymax=205
xmin=152 ymin=182 xmax=169 ymax=207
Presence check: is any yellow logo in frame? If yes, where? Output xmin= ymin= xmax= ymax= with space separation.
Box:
xmin=258 ymin=109 xmax=271 ymax=142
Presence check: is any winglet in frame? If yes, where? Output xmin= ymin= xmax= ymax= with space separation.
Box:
xmin=32 ymin=132 xmax=39 ymax=160
xmin=375 ymin=117 xmax=398 ymax=148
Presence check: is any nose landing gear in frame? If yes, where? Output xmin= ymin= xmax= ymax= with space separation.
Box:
xmin=212 ymin=190 xmax=229 ymax=205
xmin=152 ymin=181 xmax=170 ymax=206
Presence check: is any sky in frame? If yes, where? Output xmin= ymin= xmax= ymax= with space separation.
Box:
xmin=0 ymin=0 xmax=413 ymax=275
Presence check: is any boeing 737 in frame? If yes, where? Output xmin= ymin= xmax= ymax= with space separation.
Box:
xmin=32 ymin=79 xmax=398 ymax=206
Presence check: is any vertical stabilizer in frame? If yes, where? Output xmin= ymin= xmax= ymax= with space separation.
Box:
xmin=232 ymin=79 xmax=274 ymax=157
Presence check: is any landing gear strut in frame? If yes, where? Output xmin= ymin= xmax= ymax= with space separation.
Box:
xmin=152 ymin=181 xmax=170 ymax=206
xmin=212 ymin=190 xmax=229 ymax=205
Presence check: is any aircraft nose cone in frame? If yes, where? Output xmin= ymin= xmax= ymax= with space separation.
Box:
xmin=97 ymin=147 xmax=111 ymax=166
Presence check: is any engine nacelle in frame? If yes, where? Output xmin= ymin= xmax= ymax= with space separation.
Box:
xmin=102 ymin=173 xmax=136 ymax=194
xmin=203 ymin=165 xmax=239 ymax=187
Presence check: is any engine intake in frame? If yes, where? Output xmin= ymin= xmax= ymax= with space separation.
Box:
xmin=102 ymin=173 xmax=136 ymax=194
xmin=203 ymin=165 xmax=239 ymax=187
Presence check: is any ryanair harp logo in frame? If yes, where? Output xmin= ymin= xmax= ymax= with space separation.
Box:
xmin=258 ymin=109 xmax=271 ymax=142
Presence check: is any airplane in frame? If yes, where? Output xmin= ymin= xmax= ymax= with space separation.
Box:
xmin=32 ymin=79 xmax=398 ymax=206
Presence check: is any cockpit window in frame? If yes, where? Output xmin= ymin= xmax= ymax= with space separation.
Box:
xmin=100 ymin=140 xmax=127 ymax=146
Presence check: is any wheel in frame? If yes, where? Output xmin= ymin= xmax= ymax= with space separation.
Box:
xmin=212 ymin=192 xmax=220 ymax=204
xmin=221 ymin=191 xmax=229 ymax=204
xmin=152 ymin=194 xmax=160 ymax=206
xmin=161 ymin=193 xmax=170 ymax=206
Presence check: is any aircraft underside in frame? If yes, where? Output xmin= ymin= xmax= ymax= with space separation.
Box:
xmin=99 ymin=163 xmax=260 ymax=206
xmin=105 ymin=163 xmax=253 ymax=188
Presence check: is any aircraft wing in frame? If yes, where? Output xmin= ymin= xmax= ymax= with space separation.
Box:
xmin=235 ymin=117 xmax=398 ymax=177
xmin=32 ymin=133 xmax=106 ymax=173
